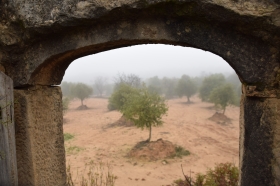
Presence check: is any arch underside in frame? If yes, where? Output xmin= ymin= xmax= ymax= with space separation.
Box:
xmin=3 ymin=1 xmax=279 ymax=91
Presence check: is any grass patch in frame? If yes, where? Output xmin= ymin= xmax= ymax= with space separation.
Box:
xmin=66 ymin=160 xmax=117 ymax=186
xmin=66 ymin=145 xmax=84 ymax=155
xmin=170 ymin=146 xmax=190 ymax=158
xmin=64 ymin=133 xmax=74 ymax=141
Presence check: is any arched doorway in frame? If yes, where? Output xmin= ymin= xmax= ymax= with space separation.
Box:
xmin=1 ymin=1 xmax=279 ymax=185
xmin=61 ymin=44 xmax=241 ymax=185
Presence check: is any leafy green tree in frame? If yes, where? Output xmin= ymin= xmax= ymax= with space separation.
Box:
xmin=107 ymin=83 xmax=138 ymax=111
xmin=199 ymin=74 xmax=226 ymax=101
xmin=176 ymin=75 xmax=197 ymax=103
xmin=121 ymin=87 xmax=168 ymax=142
xmin=108 ymin=74 xmax=142 ymax=110
xmin=71 ymin=83 xmax=93 ymax=106
xmin=209 ymin=84 xmax=236 ymax=114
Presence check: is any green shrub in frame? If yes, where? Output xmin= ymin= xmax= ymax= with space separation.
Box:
xmin=173 ymin=162 xmax=239 ymax=186
xmin=170 ymin=146 xmax=190 ymax=158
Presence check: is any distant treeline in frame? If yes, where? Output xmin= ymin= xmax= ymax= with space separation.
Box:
xmin=61 ymin=72 xmax=241 ymax=105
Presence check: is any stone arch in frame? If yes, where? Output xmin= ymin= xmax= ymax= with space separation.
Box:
xmin=1 ymin=0 xmax=280 ymax=185
xmin=17 ymin=22 xmax=278 ymax=88
xmin=3 ymin=1 xmax=278 ymax=89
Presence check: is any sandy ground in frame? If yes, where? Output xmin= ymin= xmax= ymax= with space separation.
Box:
xmin=63 ymin=96 xmax=239 ymax=186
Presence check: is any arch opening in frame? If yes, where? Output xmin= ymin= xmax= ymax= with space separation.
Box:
xmin=61 ymin=44 xmax=241 ymax=185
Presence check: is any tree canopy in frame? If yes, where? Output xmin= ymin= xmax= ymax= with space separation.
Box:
xmin=199 ymin=74 xmax=226 ymax=101
xmin=120 ymin=86 xmax=168 ymax=142
xmin=108 ymin=73 xmax=142 ymax=110
xmin=176 ymin=75 xmax=197 ymax=103
xmin=71 ymin=83 xmax=93 ymax=106
xmin=209 ymin=84 xmax=236 ymax=114
xmin=108 ymin=83 xmax=138 ymax=111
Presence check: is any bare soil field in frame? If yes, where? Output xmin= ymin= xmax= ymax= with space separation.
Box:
xmin=63 ymin=96 xmax=239 ymax=186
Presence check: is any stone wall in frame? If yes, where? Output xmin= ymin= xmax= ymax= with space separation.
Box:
xmin=239 ymin=94 xmax=280 ymax=185
xmin=14 ymin=86 xmax=65 ymax=186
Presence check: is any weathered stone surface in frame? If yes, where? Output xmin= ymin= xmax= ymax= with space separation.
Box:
xmin=239 ymin=95 xmax=280 ymax=186
xmin=0 ymin=0 xmax=279 ymax=88
xmin=0 ymin=71 xmax=17 ymax=186
xmin=0 ymin=64 xmax=5 ymax=73
xmin=14 ymin=86 xmax=65 ymax=186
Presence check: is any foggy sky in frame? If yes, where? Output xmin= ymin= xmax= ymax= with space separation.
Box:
xmin=62 ymin=44 xmax=235 ymax=84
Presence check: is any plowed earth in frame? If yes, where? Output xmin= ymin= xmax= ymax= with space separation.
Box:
xmin=63 ymin=96 xmax=239 ymax=186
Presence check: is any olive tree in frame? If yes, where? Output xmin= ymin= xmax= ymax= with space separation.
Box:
xmin=120 ymin=86 xmax=168 ymax=142
xmin=107 ymin=83 xmax=138 ymax=111
xmin=209 ymin=84 xmax=236 ymax=115
xmin=71 ymin=83 xmax=93 ymax=106
xmin=199 ymin=74 xmax=226 ymax=101
xmin=176 ymin=75 xmax=197 ymax=103
xmin=108 ymin=73 xmax=142 ymax=110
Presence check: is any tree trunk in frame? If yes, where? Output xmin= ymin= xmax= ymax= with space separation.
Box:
xmin=81 ymin=99 xmax=83 ymax=106
xmin=147 ymin=125 xmax=152 ymax=142
xmin=187 ymin=96 xmax=190 ymax=103
xmin=223 ymin=107 xmax=226 ymax=115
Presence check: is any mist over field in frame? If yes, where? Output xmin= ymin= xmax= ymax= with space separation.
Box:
xmin=62 ymin=44 xmax=235 ymax=84
xmin=62 ymin=44 xmax=241 ymax=186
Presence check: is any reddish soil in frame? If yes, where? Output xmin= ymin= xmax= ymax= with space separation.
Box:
xmin=63 ymin=96 xmax=239 ymax=186
xmin=208 ymin=112 xmax=232 ymax=125
xmin=76 ymin=105 xmax=89 ymax=110
xmin=128 ymin=139 xmax=177 ymax=161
